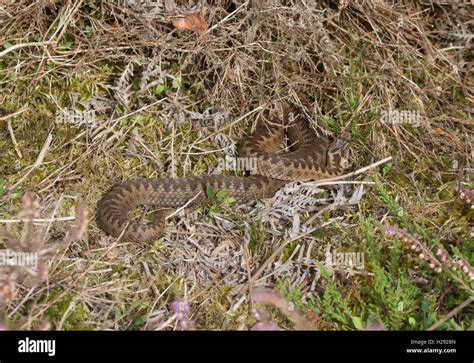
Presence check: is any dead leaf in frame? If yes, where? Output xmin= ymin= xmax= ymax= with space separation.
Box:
xmin=171 ymin=14 xmax=208 ymax=35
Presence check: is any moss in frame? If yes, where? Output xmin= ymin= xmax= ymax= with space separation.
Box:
xmin=45 ymin=290 xmax=94 ymax=331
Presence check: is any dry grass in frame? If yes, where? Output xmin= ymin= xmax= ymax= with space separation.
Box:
xmin=0 ymin=0 xmax=472 ymax=330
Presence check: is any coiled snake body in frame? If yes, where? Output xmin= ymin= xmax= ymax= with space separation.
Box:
xmin=97 ymin=108 xmax=349 ymax=242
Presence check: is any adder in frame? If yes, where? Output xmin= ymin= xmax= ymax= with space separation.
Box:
xmin=96 ymin=106 xmax=350 ymax=242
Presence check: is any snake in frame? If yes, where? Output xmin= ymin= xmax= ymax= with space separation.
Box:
xmin=96 ymin=106 xmax=350 ymax=242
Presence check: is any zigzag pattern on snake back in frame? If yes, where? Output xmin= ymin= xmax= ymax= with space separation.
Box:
xmin=96 ymin=106 xmax=350 ymax=242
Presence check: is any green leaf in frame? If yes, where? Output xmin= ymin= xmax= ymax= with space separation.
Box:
xmin=382 ymin=161 xmax=392 ymax=176
xmin=352 ymin=316 xmax=364 ymax=330
xmin=131 ymin=115 xmax=146 ymax=123
xmin=171 ymin=76 xmax=182 ymax=89
xmin=3 ymin=42 xmax=13 ymax=50
xmin=10 ymin=192 xmax=22 ymax=199
xmin=224 ymin=197 xmax=236 ymax=205
xmin=424 ymin=314 xmax=436 ymax=328
xmin=408 ymin=317 xmax=416 ymax=327
xmin=132 ymin=314 xmax=146 ymax=327
xmin=206 ymin=186 xmax=214 ymax=199
xmin=209 ymin=204 xmax=217 ymax=218
xmin=155 ymin=83 xmax=166 ymax=95
xmin=85 ymin=25 xmax=94 ymax=38
xmin=216 ymin=189 xmax=228 ymax=201
xmin=58 ymin=41 xmax=73 ymax=50
xmin=0 ymin=178 xmax=3 ymax=196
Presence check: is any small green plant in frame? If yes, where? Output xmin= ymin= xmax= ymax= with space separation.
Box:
xmin=361 ymin=217 xmax=421 ymax=330
xmin=85 ymin=25 xmax=94 ymax=38
xmin=375 ymin=177 xmax=405 ymax=219
xmin=307 ymin=264 xmax=356 ymax=330
xmin=3 ymin=41 xmax=13 ymax=50
xmin=206 ymin=187 xmax=236 ymax=218
xmin=276 ymin=278 xmax=305 ymax=312
xmin=154 ymin=75 xmax=183 ymax=97
xmin=33 ymin=33 xmax=42 ymax=42
xmin=0 ymin=180 xmax=22 ymax=218
xmin=45 ymin=291 xmax=93 ymax=330
xmin=57 ymin=41 xmax=73 ymax=51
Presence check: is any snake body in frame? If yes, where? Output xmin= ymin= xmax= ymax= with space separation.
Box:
xmin=97 ymin=108 xmax=349 ymax=242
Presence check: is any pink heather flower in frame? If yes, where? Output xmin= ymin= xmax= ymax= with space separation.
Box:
xmin=171 ymin=299 xmax=194 ymax=330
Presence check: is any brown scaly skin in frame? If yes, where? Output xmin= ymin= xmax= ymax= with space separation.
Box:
xmin=97 ymin=107 xmax=350 ymax=242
